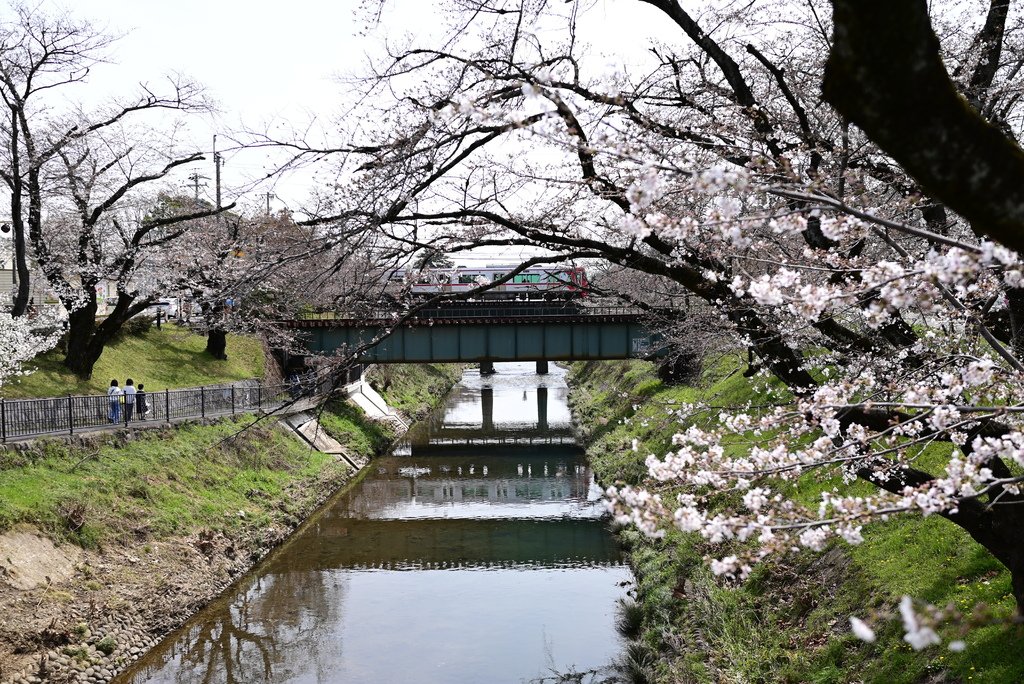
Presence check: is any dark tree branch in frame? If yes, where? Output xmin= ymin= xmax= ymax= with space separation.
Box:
xmin=823 ymin=0 xmax=1024 ymax=254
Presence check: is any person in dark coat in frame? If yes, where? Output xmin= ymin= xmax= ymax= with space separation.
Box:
xmin=136 ymin=383 xmax=148 ymax=420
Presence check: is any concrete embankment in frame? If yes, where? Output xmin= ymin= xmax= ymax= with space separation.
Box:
xmin=0 ymin=363 xmax=462 ymax=684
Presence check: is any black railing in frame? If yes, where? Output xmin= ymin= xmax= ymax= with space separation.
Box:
xmin=0 ymin=370 xmax=343 ymax=444
xmin=297 ymin=305 xmax=643 ymax=321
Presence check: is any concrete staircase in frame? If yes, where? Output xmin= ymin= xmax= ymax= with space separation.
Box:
xmin=282 ymin=412 xmax=368 ymax=470
xmin=281 ymin=370 xmax=408 ymax=465
xmin=342 ymin=379 xmax=409 ymax=433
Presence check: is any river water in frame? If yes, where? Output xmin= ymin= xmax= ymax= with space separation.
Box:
xmin=120 ymin=362 xmax=631 ymax=683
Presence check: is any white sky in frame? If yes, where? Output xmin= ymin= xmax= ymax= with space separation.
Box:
xmin=6 ymin=0 xmax=684 ymax=261
xmin=35 ymin=0 xmax=421 ymax=213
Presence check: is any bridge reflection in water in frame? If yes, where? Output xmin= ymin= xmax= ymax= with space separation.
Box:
xmin=277 ymin=518 xmax=622 ymax=570
xmin=120 ymin=363 xmax=628 ymax=684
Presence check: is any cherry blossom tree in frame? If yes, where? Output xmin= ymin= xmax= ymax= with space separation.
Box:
xmin=0 ymin=308 xmax=62 ymax=387
xmin=284 ymin=0 xmax=1024 ymax=646
xmin=157 ymin=197 xmax=403 ymax=371
xmin=0 ymin=4 xmax=230 ymax=378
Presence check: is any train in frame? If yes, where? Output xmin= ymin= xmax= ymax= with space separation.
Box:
xmin=401 ymin=265 xmax=589 ymax=300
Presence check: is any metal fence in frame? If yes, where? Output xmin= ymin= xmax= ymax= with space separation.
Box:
xmin=0 ymin=370 xmax=349 ymax=443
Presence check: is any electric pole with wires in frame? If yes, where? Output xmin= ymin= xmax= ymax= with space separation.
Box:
xmin=186 ymin=172 xmax=209 ymax=202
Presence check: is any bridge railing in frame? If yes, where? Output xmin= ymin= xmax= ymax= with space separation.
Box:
xmin=0 ymin=372 xmax=331 ymax=443
xmin=296 ymin=305 xmax=644 ymax=321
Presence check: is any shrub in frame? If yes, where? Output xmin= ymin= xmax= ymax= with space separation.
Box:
xmin=96 ymin=635 xmax=116 ymax=655
xmin=117 ymin=315 xmax=154 ymax=339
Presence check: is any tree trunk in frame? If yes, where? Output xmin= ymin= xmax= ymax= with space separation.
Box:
xmin=1013 ymin=567 xmax=1024 ymax=618
xmin=1003 ymin=288 xmax=1024 ymax=360
xmin=206 ymin=329 xmax=228 ymax=360
xmin=9 ymin=221 xmax=31 ymax=317
xmin=859 ymin=458 xmax=1024 ymax=616
xmin=824 ymin=0 xmax=1024 ymax=254
xmin=62 ymin=299 xmax=103 ymax=379
xmin=62 ymin=291 xmax=150 ymax=379
xmin=657 ymin=352 xmax=701 ymax=385
xmin=951 ymin=502 xmax=1024 ymax=617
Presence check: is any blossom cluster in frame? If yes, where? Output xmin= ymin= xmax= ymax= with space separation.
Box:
xmin=0 ymin=309 xmax=66 ymax=388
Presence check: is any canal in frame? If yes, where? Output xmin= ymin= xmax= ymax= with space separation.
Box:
xmin=120 ymin=362 xmax=631 ymax=683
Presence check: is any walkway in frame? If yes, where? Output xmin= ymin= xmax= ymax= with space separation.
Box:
xmin=0 ymin=376 xmax=327 ymax=444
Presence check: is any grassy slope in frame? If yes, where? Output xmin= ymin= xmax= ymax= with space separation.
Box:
xmin=0 ymin=363 xmax=455 ymax=551
xmin=2 ymin=327 xmax=265 ymax=399
xmin=367 ymin=363 xmax=465 ymax=418
xmin=0 ymin=408 xmax=372 ymax=549
xmin=318 ymin=399 xmax=395 ymax=456
xmin=569 ymin=358 xmax=1022 ymax=684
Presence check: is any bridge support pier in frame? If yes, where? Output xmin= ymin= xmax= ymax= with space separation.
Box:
xmin=537 ymin=386 xmax=548 ymax=432
xmin=480 ymin=361 xmax=496 ymax=376
xmin=535 ymin=360 xmax=549 ymax=375
xmin=482 ymin=387 xmax=494 ymax=431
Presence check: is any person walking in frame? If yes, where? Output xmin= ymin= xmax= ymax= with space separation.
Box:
xmin=123 ymin=378 xmax=137 ymax=423
xmin=108 ymin=380 xmax=122 ymax=424
xmin=136 ymin=383 xmax=148 ymax=420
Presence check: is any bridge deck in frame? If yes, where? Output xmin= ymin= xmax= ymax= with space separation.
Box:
xmin=285 ymin=312 xmax=647 ymax=328
xmin=285 ymin=310 xmax=661 ymax=363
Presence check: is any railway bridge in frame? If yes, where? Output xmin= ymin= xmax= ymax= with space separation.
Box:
xmin=284 ymin=304 xmax=662 ymax=373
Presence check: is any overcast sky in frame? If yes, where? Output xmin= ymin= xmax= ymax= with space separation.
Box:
xmin=33 ymin=0 xmax=415 ymax=213
xmin=6 ymin=0 xmax=681 ymax=263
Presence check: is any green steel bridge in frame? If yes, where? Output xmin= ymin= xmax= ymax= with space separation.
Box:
xmin=285 ymin=305 xmax=661 ymax=368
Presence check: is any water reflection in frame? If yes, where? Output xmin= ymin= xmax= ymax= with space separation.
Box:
xmin=120 ymin=363 xmax=628 ymax=684
xmin=347 ymin=455 xmax=603 ymax=520
xmin=132 ymin=565 xmax=348 ymax=683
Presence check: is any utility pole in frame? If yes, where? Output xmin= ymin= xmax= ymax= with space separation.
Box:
xmin=264 ymin=192 xmax=274 ymax=215
xmin=186 ymin=172 xmax=209 ymax=201
xmin=212 ymin=135 xmax=224 ymax=210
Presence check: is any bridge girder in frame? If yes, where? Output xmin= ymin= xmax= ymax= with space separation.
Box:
xmin=290 ymin=316 xmax=662 ymax=364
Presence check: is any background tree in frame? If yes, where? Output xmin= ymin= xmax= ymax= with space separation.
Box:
xmin=412 ymin=247 xmax=454 ymax=271
xmin=0 ymin=4 xmax=231 ymax=378
xmin=162 ymin=199 xmax=400 ymax=372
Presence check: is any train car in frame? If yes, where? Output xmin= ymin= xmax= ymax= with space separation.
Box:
xmin=407 ymin=265 xmax=588 ymax=300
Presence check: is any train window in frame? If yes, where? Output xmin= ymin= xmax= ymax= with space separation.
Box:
xmin=513 ymin=273 xmax=541 ymax=283
xmin=458 ymin=274 xmax=477 ymax=284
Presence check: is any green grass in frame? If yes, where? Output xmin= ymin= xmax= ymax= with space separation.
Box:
xmin=2 ymin=327 xmax=265 ymax=398
xmin=367 ymin=363 xmax=465 ymax=418
xmin=570 ymin=358 xmax=1024 ymax=684
xmin=0 ymin=416 xmax=345 ymax=547
xmin=317 ymin=399 xmax=395 ymax=457
xmin=0 ymin=356 xmax=463 ymax=551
